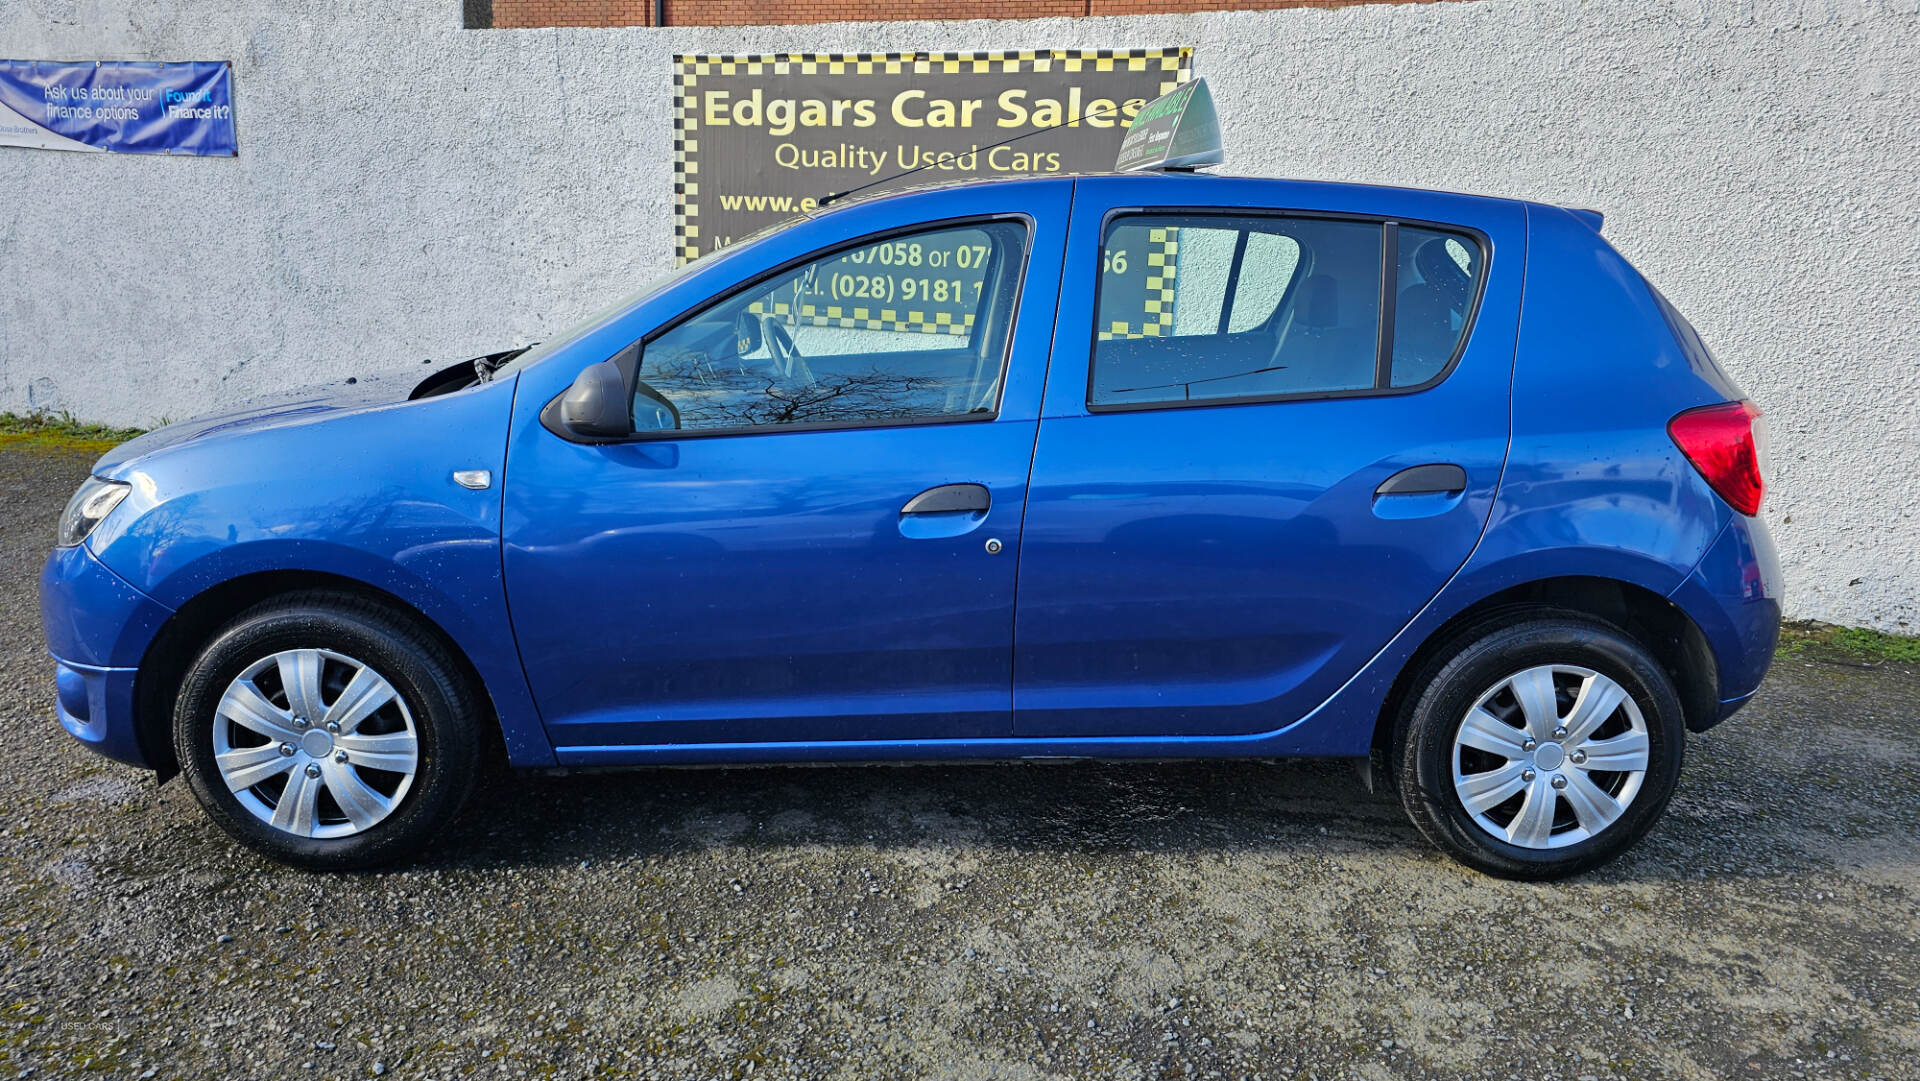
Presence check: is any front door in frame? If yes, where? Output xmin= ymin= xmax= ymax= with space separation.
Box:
xmin=1013 ymin=178 xmax=1524 ymax=740
xmin=503 ymin=187 xmax=1068 ymax=756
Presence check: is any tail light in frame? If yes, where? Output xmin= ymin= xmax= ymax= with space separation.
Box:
xmin=1668 ymin=400 xmax=1767 ymax=516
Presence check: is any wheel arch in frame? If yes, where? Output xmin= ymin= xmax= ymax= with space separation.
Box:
xmin=133 ymin=570 xmax=506 ymax=782
xmin=1368 ymin=574 xmax=1719 ymax=783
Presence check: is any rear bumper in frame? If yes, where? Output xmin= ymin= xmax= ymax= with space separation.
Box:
xmin=40 ymin=543 xmax=174 ymax=769
xmin=1714 ymin=688 xmax=1758 ymax=725
xmin=1669 ymin=512 xmax=1783 ymax=714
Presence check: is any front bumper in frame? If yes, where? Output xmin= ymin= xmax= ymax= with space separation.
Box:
xmin=50 ymin=658 xmax=146 ymax=766
xmin=40 ymin=543 xmax=174 ymax=769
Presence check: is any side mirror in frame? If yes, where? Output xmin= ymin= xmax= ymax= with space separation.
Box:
xmin=554 ymin=359 xmax=630 ymax=439
xmin=732 ymin=309 xmax=764 ymax=357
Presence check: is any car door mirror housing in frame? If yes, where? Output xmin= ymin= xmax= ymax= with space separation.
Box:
xmin=541 ymin=356 xmax=634 ymax=442
xmin=561 ymin=360 xmax=631 ymax=437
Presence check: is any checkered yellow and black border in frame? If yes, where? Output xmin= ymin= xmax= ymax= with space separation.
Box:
xmin=746 ymin=299 xmax=979 ymax=337
xmin=1099 ymin=226 xmax=1183 ymax=341
xmin=671 ymin=48 xmax=1195 ymax=267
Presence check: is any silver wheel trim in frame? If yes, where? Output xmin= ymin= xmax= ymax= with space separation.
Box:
xmin=1450 ymin=664 xmax=1649 ymax=851
xmin=212 ymin=648 xmax=419 ymax=840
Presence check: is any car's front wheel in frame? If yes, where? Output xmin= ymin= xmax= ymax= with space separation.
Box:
xmin=173 ymin=592 xmax=481 ymax=870
xmin=1393 ymin=611 xmax=1686 ymax=880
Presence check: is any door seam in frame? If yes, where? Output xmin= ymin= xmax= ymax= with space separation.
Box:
xmin=1008 ymin=178 xmax=1079 ymax=735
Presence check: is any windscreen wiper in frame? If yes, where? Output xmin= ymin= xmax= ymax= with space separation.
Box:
xmin=473 ymin=345 xmax=534 ymax=384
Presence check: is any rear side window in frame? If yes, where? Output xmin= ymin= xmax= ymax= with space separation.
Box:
xmin=1392 ymin=226 xmax=1482 ymax=386
xmin=1089 ymin=214 xmax=1483 ymax=410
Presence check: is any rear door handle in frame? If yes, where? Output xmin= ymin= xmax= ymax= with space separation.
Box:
xmin=1375 ymin=464 xmax=1467 ymax=496
xmin=901 ymin=483 xmax=991 ymax=515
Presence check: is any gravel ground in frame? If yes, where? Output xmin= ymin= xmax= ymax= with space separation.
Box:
xmin=2 ymin=441 xmax=1916 ymax=1081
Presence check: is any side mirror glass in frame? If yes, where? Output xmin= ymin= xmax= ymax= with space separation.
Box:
xmin=732 ymin=308 xmax=764 ymax=357
xmin=556 ymin=359 xmax=631 ymax=438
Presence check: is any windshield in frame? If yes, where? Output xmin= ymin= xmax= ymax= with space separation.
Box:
xmin=490 ymin=215 xmax=809 ymax=380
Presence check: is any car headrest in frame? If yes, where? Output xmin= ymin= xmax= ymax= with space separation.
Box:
xmin=1298 ymin=274 xmax=1339 ymax=328
xmin=1396 ymin=282 xmax=1457 ymax=377
xmin=1414 ymin=238 xmax=1473 ymax=306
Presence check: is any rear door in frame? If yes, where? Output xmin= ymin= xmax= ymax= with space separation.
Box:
xmin=1013 ymin=175 xmax=1525 ymax=739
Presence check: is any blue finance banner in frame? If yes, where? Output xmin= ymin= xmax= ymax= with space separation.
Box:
xmin=0 ymin=60 xmax=235 ymax=156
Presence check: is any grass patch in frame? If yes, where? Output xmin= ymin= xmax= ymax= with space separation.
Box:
xmin=0 ymin=412 xmax=145 ymax=454
xmin=1780 ymin=621 xmax=1920 ymax=666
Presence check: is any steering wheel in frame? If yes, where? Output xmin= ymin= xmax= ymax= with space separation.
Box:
xmin=760 ymin=316 xmax=813 ymax=384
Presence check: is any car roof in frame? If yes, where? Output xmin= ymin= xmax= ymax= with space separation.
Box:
xmin=815 ymin=170 xmax=1539 ymax=219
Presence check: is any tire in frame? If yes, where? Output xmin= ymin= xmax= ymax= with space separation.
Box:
xmin=1392 ymin=610 xmax=1685 ymax=880
xmin=172 ymin=591 xmax=482 ymax=870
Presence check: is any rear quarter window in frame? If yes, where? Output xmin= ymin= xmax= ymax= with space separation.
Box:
xmin=1392 ymin=226 xmax=1483 ymax=386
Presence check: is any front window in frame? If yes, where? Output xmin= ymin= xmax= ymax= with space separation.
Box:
xmin=634 ymin=220 xmax=1028 ymax=434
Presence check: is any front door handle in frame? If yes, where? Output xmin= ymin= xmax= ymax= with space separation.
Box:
xmin=901 ymin=483 xmax=991 ymax=515
xmin=1375 ymin=464 xmax=1467 ymax=497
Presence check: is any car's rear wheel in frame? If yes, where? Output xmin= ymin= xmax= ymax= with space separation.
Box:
xmin=1393 ymin=611 xmax=1685 ymax=880
xmin=173 ymin=592 xmax=480 ymax=869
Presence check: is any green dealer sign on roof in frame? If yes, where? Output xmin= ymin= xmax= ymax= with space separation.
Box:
xmin=1114 ymin=77 xmax=1224 ymax=172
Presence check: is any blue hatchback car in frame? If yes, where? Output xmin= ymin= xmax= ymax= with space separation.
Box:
xmin=41 ymin=172 xmax=1778 ymax=877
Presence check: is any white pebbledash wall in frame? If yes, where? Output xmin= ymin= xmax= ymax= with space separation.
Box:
xmin=1 ymin=0 xmax=1916 ymax=632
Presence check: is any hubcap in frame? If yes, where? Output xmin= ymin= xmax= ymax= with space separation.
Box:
xmin=211 ymin=648 xmax=418 ymax=839
xmin=1449 ymin=664 xmax=1649 ymax=850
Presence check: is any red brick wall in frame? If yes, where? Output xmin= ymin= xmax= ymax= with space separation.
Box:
xmin=491 ymin=0 xmax=1462 ymax=29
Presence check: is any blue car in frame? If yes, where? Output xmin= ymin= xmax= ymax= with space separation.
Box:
xmin=40 ymin=173 xmax=1778 ymax=877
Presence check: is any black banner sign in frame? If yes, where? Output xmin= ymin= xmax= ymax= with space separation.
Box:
xmin=671 ymin=49 xmax=1192 ymax=271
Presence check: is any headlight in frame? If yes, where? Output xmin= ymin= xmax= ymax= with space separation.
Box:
xmin=57 ymin=477 xmax=130 ymax=547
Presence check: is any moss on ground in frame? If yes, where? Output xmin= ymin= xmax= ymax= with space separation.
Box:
xmin=1779 ymin=620 xmax=1920 ymax=666
xmin=0 ymin=412 xmax=145 ymax=455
